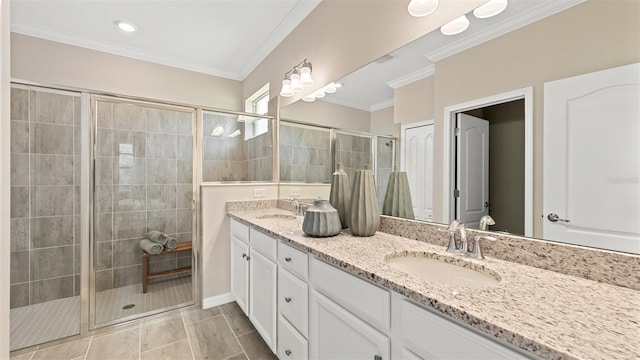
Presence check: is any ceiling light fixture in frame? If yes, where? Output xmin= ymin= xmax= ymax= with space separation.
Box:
xmin=407 ymin=0 xmax=439 ymax=17
xmin=279 ymin=59 xmax=313 ymax=98
xmin=115 ymin=20 xmax=137 ymax=32
xmin=440 ymin=15 xmax=470 ymax=35
xmin=473 ymin=0 xmax=508 ymax=19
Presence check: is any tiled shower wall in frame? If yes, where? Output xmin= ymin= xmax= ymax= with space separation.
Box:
xmin=202 ymin=111 xmax=273 ymax=182
xmin=335 ymin=133 xmax=373 ymax=181
xmin=10 ymin=86 xmax=82 ymax=308
xmin=94 ymin=100 xmax=194 ymax=292
xmin=376 ymin=137 xmax=395 ymax=213
xmin=280 ymin=123 xmax=331 ymax=183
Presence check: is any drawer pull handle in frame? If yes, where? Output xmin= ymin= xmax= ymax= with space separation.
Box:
xmin=285 ymin=349 xmax=292 ymax=356
xmin=374 ymin=355 xmax=382 ymax=360
xmin=242 ymin=253 xmax=246 ymax=258
xmin=285 ymin=297 xmax=292 ymax=303
xmin=246 ymin=256 xmax=250 ymax=261
xmin=285 ymin=257 xmax=292 ymax=262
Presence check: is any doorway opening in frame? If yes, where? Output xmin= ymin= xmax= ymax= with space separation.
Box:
xmin=443 ymin=87 xmax=533 ymax=236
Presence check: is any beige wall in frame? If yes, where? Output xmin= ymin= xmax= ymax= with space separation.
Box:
xmin=280 ymin=99 xmax=370 ymax=132
xmin=201 ymin=184 xmax=278 ymax=304
xmin=278 ymin=184 xmax=330 ymax=200
xmin=431 ymin=0 xmax=640 ymax=236
xmin=11 ymin=33 xmax=243 ymax=111
xmin=370 ymin=106 xmax=395 ymax=135
xmin=1 ymin=1 xmax=10 ymax=357
xmin=244 ymin=0 xmax=485 ymax=107
xmin=394 ymin=75 xmax=435 ymax=124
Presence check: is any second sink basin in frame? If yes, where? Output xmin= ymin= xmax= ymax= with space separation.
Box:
xmin=386 ymin=253 xmax=500 ymax=289
xmin=256 ymin=213 xmax=297 ymax=220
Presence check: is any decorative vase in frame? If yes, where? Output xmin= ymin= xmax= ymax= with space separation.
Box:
xmin=329 ymin=162 xmax=351 ymax=229
xmin=382 ymin=171 xmax=415 ymax=219
xmin=348 ymin=165 xmax=380 ymax=237
xmin=302 ymin=199 xmax=342 ymax=237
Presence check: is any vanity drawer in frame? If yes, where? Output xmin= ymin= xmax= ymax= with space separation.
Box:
xmin=278 ymin=267 xmax=309 ymax=337
xmin=230 ymin=218 xmax=249 ymax=244
xmin=249 ymin=228 xmax=276 ymax=260
xmin=310 ymin=257 xmax=390 ymax=331
xmin=278 ymin=241 xmax=309 ymax=280
xmin=278 ymin=314 xmax=308 ymax=360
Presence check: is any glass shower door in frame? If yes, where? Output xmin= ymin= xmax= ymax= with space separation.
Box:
xmin=92 ymin=97 xmax=196 ymax=327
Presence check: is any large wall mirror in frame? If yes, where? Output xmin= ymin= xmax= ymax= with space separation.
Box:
xmin=278 ymin=0 xmax=640 ymax=254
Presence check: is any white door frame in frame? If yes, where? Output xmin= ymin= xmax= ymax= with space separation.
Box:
xmin=443 ymin=87 xmax=533 ymax=237
xmin=400 ymin=119 xmax=434 ymax=171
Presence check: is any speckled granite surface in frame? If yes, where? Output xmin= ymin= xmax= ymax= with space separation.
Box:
xmin=227 ymin=203 xmax=640 ymax=360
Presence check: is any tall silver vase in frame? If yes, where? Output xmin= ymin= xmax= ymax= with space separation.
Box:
xmin=329 ymin=162 xmax=350 ymax=229
xmin=382 ymin=171 xmax=415 ymax=219
xmin=348 ymin=165 xmax=379 ymax=237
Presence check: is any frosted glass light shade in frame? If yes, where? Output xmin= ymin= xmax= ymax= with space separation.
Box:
xmin=440 ymin=15 xmax=470 ymax=35
xmin=314 ymin=90 xmax=325 ymax=98
xmin=408 ymin=0 xmax=438 ymax=17
xmin=324 ymin=83 xmax=337 ymax=94
xmin=291 ymin=72 xmax=303 ymax=91
xmin=300 ymin=67 xmax=313 ymax=87
xmin=280 ymin=79 xmax=293 ymax=97
xmin=303 ymin=94 xmax=316 ymax=102
xmin=473 ymin=0 xmax=508 ymax=19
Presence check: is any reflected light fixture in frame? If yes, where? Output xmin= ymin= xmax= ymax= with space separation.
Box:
xmin=115 ymin=20 xmax=137 ymax=32
xmin=228 ymin=129 xmax=241 ymax=138
xmin=303 ymin=94 xmax=316 ymax=102
xmin=408 ymin=0 xmax=438 ymax=17
xmin=211 ymin=126 xmax=224 ymax=137
xmin=301 ymin=82 xmax=342 ymax=103
xmin=279 ymin=59 xmax=313 ymax=97
xmin=440 ymin=15 xmax=470 ymax=35
xmin=473 ymin=0 xmax=508 ymax=19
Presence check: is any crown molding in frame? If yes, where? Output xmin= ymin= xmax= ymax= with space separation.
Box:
xmin=424 ymin=0 xmax=586 ymax=62
xmin=238 ymin=0 xmax=321 ymax=79
xmin=370 ymin=99 xmax=394 ymax=112
xmin=11 ymin=22 xmax=244 ymax=80
xmin=386 ymin=65 xmax=435 ymax=89
xmin=320 ymin=96 xmax=372 ymax=112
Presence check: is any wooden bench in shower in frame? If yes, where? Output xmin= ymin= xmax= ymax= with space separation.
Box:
xmin=142 ymin=241 xmax=192 ymax=293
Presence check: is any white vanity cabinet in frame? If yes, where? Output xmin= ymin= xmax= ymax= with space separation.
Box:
xmin=229 ymin=219 xmax=277 ymax=353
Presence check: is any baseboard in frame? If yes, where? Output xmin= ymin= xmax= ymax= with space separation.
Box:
xmin=202 ymin=292 xmax=234 ymax=309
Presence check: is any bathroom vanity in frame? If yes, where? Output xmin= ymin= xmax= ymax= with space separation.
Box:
xmin=227 ymin=201 xmax=640 ymax=360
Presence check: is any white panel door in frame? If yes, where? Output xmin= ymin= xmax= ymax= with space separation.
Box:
xmin=230 ymin=236 xmax=249 ymax=315
xmin=309 ymin=290 xmax=390 ymax=360
xmin=544 ymin=63 xmax=640 ymax=254
xmin=249 ymin=248 xmax=277 ymax=353
xmin=404 ymin=124 xmax=434 ymax=221
xmin=456 ymin=114 xmax=489 ymax=229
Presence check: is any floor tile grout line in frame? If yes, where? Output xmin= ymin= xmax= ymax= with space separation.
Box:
xmin=84 ymin=335 xmax=94 ymax=359
xmin=220 ymin=310 xmax=249 ymax=359
xmin=179 ymin=308 xmax=197 ymax=360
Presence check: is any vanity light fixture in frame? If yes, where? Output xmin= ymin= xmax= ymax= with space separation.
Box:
xmin=301 ymin=82 xmax=342 ymax=103
xmin=440 ymin=14 xmax=470 ymax=35
xmin=279 ymin=59 xmax=313 ymax=97
xmin=228 ymin=129 xmax=241 ymax=138
xmin=408 ymin=0 xmax=438 ymax=17
xmin=473 ymin=0 xmax=508 ymax=19
xmin=115 ymin=20 xmax=137 ymax=32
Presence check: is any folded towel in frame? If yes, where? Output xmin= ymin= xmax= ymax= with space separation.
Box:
xmin=164 ymin=237 xmax=178 ymax=251
xmin=139 ymin=238 xmax=163 ymax=255
xmin=148 ymin=230 xmax=168 ymax=245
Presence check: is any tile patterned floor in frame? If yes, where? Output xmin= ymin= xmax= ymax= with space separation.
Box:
xmin=10 ymin=302 xmax=276 ymax=360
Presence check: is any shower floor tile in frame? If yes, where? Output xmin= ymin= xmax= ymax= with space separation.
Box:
xmin=10 ymin=276 xmax=192 ymax=352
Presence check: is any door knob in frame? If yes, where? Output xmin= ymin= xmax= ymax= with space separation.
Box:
xmin=547 ymin=213 xmax=570 ymax=223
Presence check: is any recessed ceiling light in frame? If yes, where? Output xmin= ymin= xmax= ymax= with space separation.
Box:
xmin=440 ymin=15 xmax=470 ymax=36
xmin=473 ymin=0 xmax=508 ymax=19
xmin=115 ymin=20 xmax=137 ymax=33
xmin=408 ymin=0 xmax=439 ymax=17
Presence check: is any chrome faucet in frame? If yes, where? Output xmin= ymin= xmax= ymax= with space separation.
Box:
xmin=445 ymin=219 xmax=468 ymax=253
xmin=470 ymin=235 xmax=496 ymax=260
xmin=479 ymin=215 xmax=495 ymax=231
xmin=290 ymin=198 xmax=302 ymax=216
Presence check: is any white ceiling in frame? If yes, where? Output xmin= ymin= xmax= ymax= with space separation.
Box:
xmin=321 ymin=0 xmax=584 ymax=111
xmin=10 ymin=0 xmax=321 ymax=81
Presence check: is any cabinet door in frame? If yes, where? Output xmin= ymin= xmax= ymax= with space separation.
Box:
xmin=249 ymin=247 xmax=277 ymax=354
xmin=230 ymin=236 xmax=249 ymax=315
xmin=309 ymin=289 xmax=389 ymax=360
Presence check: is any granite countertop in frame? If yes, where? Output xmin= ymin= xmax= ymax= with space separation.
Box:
xmin=227 ymin=207 xmax=640 ymax=360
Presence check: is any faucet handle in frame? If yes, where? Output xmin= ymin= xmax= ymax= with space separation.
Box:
xmin=470 ymin=235 xmax=496 ymax=260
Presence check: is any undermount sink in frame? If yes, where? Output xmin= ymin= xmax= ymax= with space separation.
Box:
xmin=256 ymin=213 xmax=297 ymax=220
xmin=386 ymin=252 xmax=500 ymax=289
